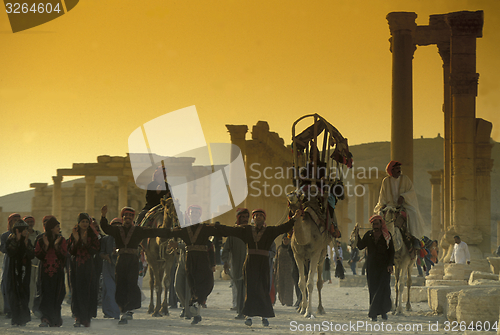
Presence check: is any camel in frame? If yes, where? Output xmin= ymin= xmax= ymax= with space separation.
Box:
xmin=140 ymin=197 xmax=179 ymax=317
xmin=287 ymin=190 xmax=332 ymax=318
xmin=383 ymin=206 xmax=415 ymax=315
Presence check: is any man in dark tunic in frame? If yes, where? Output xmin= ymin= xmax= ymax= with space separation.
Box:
xmin=218 ymin=208 xmax=301 ymax=327
xmin=136 ymin=166 xmax=172 ymax=225
xmin=35 ymin=217 xmax=67 ymax=327
xmin=1 ymin=213 xmax=20 ymax=318
xmin=6 ymin=220 xmax=34 ymax=326
xmin=166 ymin=205 xmax=218 ymax=325
xmin=221 ymin=208 xmax=249 ymax=320
xmin=274 ymin=236 xmax=294 ymax=306
xmin=23 ymin=216 xmax=41 ymax=313
xmin=68 ymin=213 xmax=101 ymax=327
xmin=355 ymin=214 xmax=395 ymax=321
xmin=99 ymin=218 xmax=122 ymax=319
xmin=99 ymin=205 xmax=170 ymax=325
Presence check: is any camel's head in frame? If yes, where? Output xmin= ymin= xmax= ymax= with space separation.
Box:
xmin=286 ymin=189 xmax=304 ymax=206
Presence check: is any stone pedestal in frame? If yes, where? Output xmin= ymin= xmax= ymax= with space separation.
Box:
xmin=446 ymin=291 xmax=460 ymax=321
xmin=468 ymin=271 xmax=499 ymax=285
xmin=444 ymin=263 xmax=473 ymax=281
xmin=402 ymin=286 xmax=428 ymax=302
xmin=427 ymin=263 xmax=445 ymax=280
xmin=487 ymin=257 xmax=500 ymax=274
xmin=428 ymin=285 xmax=469 ymax=314
xmin=456 ymin=287 xmax=500 ymax=325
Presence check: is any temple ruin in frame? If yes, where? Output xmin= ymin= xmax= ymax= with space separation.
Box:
xmin=387 ymin=10 xmax=494 ymax=259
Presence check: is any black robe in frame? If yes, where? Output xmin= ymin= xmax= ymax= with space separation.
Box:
xmin=218 ymin=218 xmax=295 ymax=318
xmin=6 ymin=236 xmax=34 ymax=325
xmin=357 ymin=230 xmax=395 ymax=318
xmin=168 ymin=224 xmax=217 ymax=306
xmin=68 ymin=228 xmax=100 ymax=326
xmin=99 ymin=217 xmax=169 ymax=313
xmin=35 ymin=234 xmax=67 ymax=327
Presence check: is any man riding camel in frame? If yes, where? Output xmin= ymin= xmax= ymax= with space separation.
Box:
xmin=374 ymin=161 xmax=425 ymax=251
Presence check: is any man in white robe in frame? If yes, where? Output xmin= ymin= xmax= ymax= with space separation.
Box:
xmin=374 ymin=161 xmax=426 ymax=243
xmin=449 ymin=236 xmax=470 ymax=264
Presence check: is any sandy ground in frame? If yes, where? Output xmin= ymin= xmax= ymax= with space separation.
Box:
xmin=2 ymin=272 xmax=485 ymax=335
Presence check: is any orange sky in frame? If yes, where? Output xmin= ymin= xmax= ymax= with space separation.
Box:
xmin=1 ymin=0 xmax=499 ymax=197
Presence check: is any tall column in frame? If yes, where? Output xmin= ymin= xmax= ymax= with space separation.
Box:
xmin=118 ymin=176 xmax=129 ymax=213
xmin=337 ymin=198 xmax=350 ymax=244
xmin=367 ymin=183 xmax=378 ymax=217
xmin=52 ymin=175 xmax=63 ymax=220
xmin=85 ymin=175 xmax=96 ymax=217
xmin=355 ymin=182 xmax=365 ymax=227
xmin=497 ymin=221 xmax=500 ymax=250
xmin=387 ymin=12 xmax=417 ymax=181
xmin=475 ymin=119 xmax=494 ymax=254
xmin=226 ymin=125 xmax=248 ymax=208
xmin=446 ymin=11 xmax=483 ymax=240
xmin=428 ymin=170 xmax=442 ymax=240
xmin=437 ymin=41 xmax=452 ymax=232
xmin=243 ymin=144 xmax=258 ymax=211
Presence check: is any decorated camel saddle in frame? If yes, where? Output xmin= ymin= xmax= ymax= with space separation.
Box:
xmin=381 ymin=205 xmax=415 ymax=258
xmin=287 ymin=189 xmax=341 ymax=239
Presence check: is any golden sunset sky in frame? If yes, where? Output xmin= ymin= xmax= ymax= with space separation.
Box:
xmin=1 ymin=0 xmax=499 ymax=197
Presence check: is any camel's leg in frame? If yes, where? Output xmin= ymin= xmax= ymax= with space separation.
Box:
xmin=148 ymin=265 xmax=155 ymax=314
xmin=316 ymin=260 xmax=325 ymax=315
xmin=160 ymin=260 xmax=173 ymax=315
xmin=392 ymin=265 xmax=400 ymax=315
xmin=396 ymin=265 xmax=405 ymax=315
xmin=406 ymin=265 xmax=412 ymax=311
xmin=296 ymin=258 xmax=308 ymax=315
xmin=304 ymin=252 xmax=321 ymax=318
xmin=152 ymin=265 xmax=164 ymax=317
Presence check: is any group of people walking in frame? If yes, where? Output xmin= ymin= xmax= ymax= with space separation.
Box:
xmin=0 ymin=159 xmax=441 ymax=327
xmin=1 ymin=213 xmax=105 ymax=327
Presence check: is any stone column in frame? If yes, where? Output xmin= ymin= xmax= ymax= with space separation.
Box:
xmin=244 ymin=142 xmax=259 ymax=211
xmin=52 ymin=175 xmax=63 ymax=219
xmin=429 ymin=170 xmax=442 ymax=240
xmin=497 ymin=221 xmax=500 ymax=250
xmin=438 ymin=41 xmax=452 ymax=232
xmin=226 ymin=125 xmax=248 ymax=208
xmin=446 ymin=11 xmax=483 ymax=240
xmin=118 ymin=176 xmax=129 ymax=213
xmin=475 ymin=119 xmax=494 ymax=255
xmin=355 ymin=182 xmax=365 ymax=227
xmin=337 ymin=198 xmax=350 ymax=244
xmin=367 ymin=183 xmax=378 ymax=217
xmin=85 ymin=175 xmax=96 ymax=217
xmin=387 ymin=12 xmax=417 ymax=181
